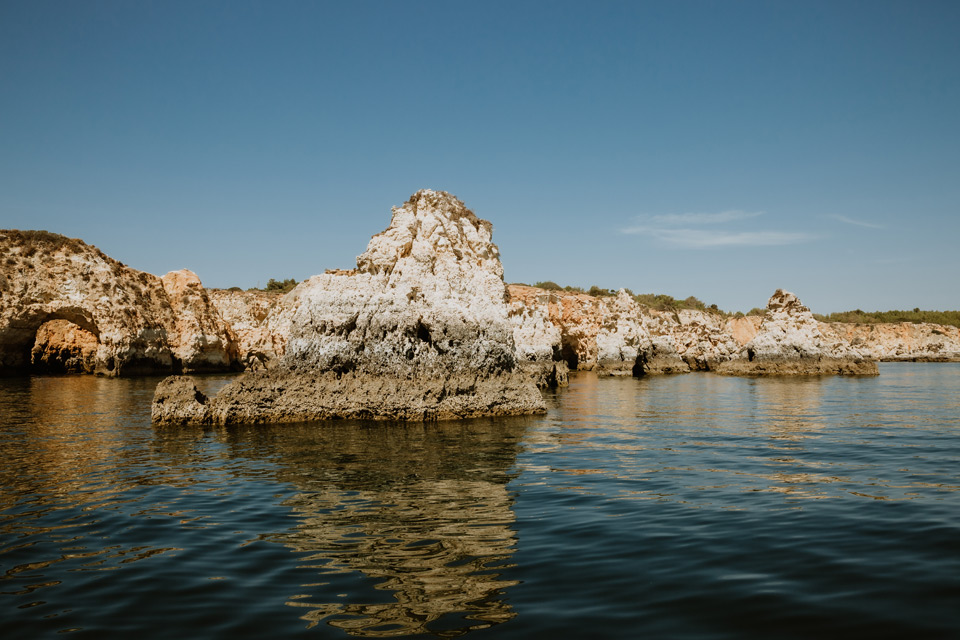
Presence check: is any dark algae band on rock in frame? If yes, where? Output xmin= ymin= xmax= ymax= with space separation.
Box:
xmin=152 ymin=189 xmax=546 ymax=425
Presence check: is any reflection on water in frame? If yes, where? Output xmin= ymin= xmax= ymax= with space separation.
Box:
xmin=199 ymin=422 xmax=527 ymax=636
xmin=2 ymin=366 xmax=960 ymax=638
xmin=0 ymin=374 xmax=531 ymax=637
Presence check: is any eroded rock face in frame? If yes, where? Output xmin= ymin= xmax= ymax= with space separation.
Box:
xmin=161 ymin=269 xmax=238 ymax=372
xmin=819 ymin=322 xmax=960 ymax=362
xmin=507 ymin=286 xmax=568 ymax=387
xmin=30 ymin=319 xmax=99 ymax=373
xmin=716 ymin=289 xmax=878 ymax=375
xmin=595 ymin=290 xmax=650 ymax=376
xmin=208 ymin=289 xmax=296 ymax=370
xmin=153 ymin=190 xmax=545 ymax=424
xmin=1 ymin=230 xmax=176 ymax=375
xmin=0 ymin=230 xmax=239 ymax=375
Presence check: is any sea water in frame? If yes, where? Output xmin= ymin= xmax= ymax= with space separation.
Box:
xmin=1 ymin=364 xmax=959 ymax=638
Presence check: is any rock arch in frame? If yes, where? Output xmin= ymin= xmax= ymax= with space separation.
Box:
xmin=1 ymin=306 xmax=101 ymax=373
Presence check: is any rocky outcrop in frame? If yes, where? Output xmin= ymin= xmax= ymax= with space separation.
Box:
xmin=820 ymin=322 xmax=960 ymax=362
xmin=594 ymin=291 xmax=648 ymax=375
xmin=507 ymin=289 xmax=569 ymax=387
xmin=506 ymin=285 xmax=691 ymax=376
xmin=507 ymin=286 xmax=886 ymax=376
xmin=0 ymin=230 xmax=237 ymax=375
xmin=208 ymin=289 xmax=295 ymax=370
xmin=153 ymin=190 xmax=546 ymax=424
xmin=160 ymin=270 xmax=239 ymax=372
xmin=715 ymin=289 xmax=878 ymax=376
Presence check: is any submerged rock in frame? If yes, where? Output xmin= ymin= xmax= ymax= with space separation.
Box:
xmin=716 ymin=289 xmax=878 ymax=376
xmin=153 ymin=190 xmax=546 ymax=425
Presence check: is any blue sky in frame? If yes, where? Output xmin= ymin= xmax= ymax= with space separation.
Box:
xmin=2 ymin=1 xmax=958 ymax=313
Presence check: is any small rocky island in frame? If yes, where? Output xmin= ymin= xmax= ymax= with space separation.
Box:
xmin=152 ymin=190 xmax=546 ymax=424
xmin=3 ymin=188 xmax=960 ymax=424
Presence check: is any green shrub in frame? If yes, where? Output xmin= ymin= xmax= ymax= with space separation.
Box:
xmin=814 ymin=309 xmax=960 ymax=328
xmin=588 ymin=285 xmax=615 ymax=297
xmin=251 ymin=278 xmax=298 ymax=294
xmin=534 ymin=281 xmax=562 ymax=291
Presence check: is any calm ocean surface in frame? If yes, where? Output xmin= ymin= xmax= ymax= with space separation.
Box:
xmin=2 ymin=364 xmax=959 ymax=638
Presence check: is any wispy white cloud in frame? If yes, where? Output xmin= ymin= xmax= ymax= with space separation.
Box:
xmin=633 ymin=228 xmax=814 ymax=247
xmin=828 ymin=215 xmax=884 ymax=229
xmin=621 ymin=209 xmax=813 ymax=247
xmin=645 ymin=210 xmax=764 ymax=226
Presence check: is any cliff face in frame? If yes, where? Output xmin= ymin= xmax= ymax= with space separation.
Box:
xmin=0 ymin=231 xmax=238 ymax=375
xmin=208 ymin=289 xmax=296 ymax=370
xmin=506 ymin=286 xmax=882 ymax=376
xmin=715 ymin=289 xmax=878 ymax=375
xmin=153 ymin=190 xmax=546 ymax=425
xmin=820 ymin=322 xmax=960 ymax=362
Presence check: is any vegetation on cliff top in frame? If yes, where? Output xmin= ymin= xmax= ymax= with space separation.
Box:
xmin=815 ymin=309 xmax=960 ymax=329
xmin=522 ymin=281 xmax=733 ymax=316
xmin=248 ymin=278 xmax=298 ymax=294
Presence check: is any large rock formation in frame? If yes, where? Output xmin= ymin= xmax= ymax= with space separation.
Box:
xmin=153 ymin=190 xmax=546 ymax=424
xmin=0 ymin=230 xmax=237 ymax=375
xmin=507 ymin=288 xmax=569 ymax=388
xmin=507 ymin=286 xmax=887 ymax=376
xmin=715 ymin=289 xmax=878 ymax=375
xmin=506 ymin=285 xmax=690 ymax=376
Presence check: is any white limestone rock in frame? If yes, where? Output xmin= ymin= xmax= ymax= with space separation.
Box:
xmin=153 ymin=190 xmax=545 ymax=424
xmin=717 ymin=289 xmax=878 ymax=375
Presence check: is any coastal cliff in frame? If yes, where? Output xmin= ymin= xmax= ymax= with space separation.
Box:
xmin=714 ymin=289 xmax=878 ymax=376
xmin=820 ymin=322 xmax=960 ymax=362
xmin=507 ymin=286 xmax=879 ymax=376
xmin=4 ymin=213 xmax=954 ymax=389
xmin=152 ymin=190 xmax=545 ymax=424
xmin=0 ymin=230 xmax=236 ymax=375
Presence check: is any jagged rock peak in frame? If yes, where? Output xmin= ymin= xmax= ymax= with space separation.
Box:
xmin=766 ymin=289 xmax=810 ymax=315
xmin=356 ymin=189 xmax=500 ymax=277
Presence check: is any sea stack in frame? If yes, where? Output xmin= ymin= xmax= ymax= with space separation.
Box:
xmin=715 ymin=289 xmax=879 ymax=375
xmin=152 ymin=189 xmax=547 ymax=424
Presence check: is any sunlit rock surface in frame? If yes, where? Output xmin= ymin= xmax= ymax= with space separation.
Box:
xmin=716 ymin=289 xmax=878 ymax=375
xmin=208 ymin=288 xmax=297 ymax=370
xmin=0 ymin=230 xmax=236 ymax=375
xmin=153 ymin=190 xmax=545 ymax=424
xmin=819 ymin=321 xmax=960 ymax=362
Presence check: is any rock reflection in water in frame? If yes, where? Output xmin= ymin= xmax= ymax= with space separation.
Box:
xmin=209 ymin=419 xmax=531 ymax=637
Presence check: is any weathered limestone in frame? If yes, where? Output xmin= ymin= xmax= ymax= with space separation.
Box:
xmin=820 ymin=322 xmax=960 ymax=362
xmin=506 ymin=285 xmax=690 ymax=376
xmin=0 ymin=230 xmax=237 ymax=375
xmin=30 ymin=319 xmax=99 ymax=374
xmin=208 ymin=289 xmax=296 ymax=370
xmin=595 ymin=290 xmax=650 ymax=376
xmin=715 ymin=289 xmax=878 ymax=376
xmin=506 ymin=286 xmax=886 ymax=376
xmin=153 ymin=190 xmax=546 ymax=424
xmin=160 ymin=269 xmax=239 ymax=372
xmin=507 ymin=290 xmax=569 ymax=388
